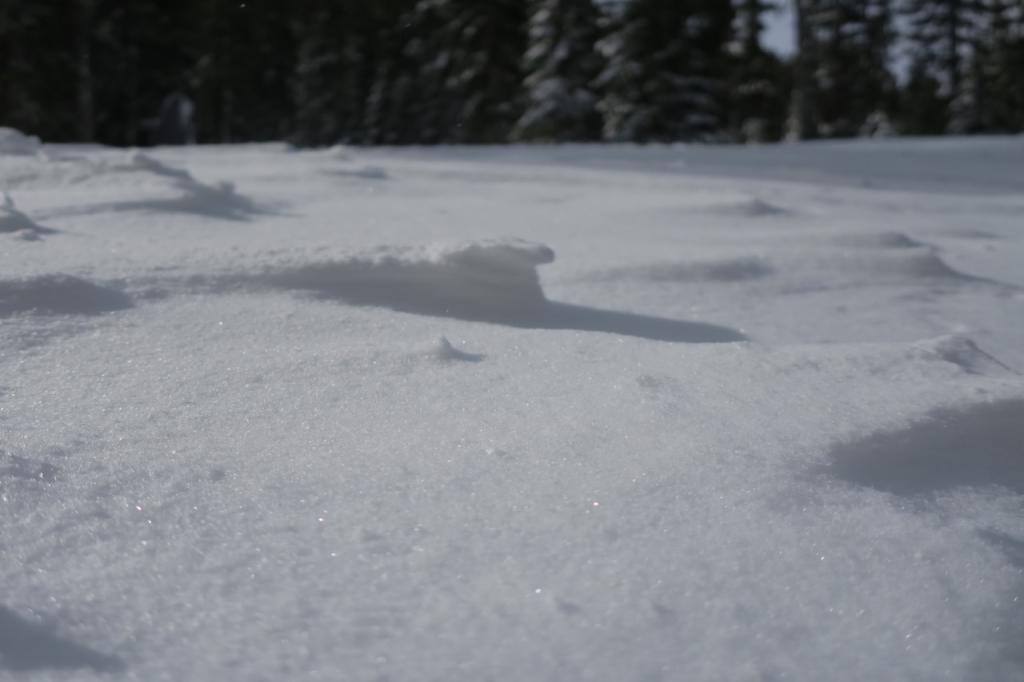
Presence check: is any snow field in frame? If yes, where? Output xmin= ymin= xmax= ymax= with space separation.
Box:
xmin=1 ymin=136 xmax=1023 ymax=681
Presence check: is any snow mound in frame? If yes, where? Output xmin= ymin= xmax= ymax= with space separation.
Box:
xmin=256 ymin=240 xmax=744 ymax=342
xmin=582 ymin=257 xmax=773 ymax=284
xmin=0 ymin=193 xmax=55 ymax=240
xmin=0 ymin=127 xmax=41 ymax=156
xmin=270 ymin=239 xmax=554 ymax=313
xmin=912 ymin=335 xmax=1017 ymax=375
xmin=0 ymin=275 xmax=133 ymax=316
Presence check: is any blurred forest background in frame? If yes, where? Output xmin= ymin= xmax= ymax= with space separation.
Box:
xmin=1 ymin=0 xmax=1022 ymax=147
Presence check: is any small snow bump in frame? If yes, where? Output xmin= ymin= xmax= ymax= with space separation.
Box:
xmin=914 ymin=335 xmax=1016 ymax=375
xmin=430 ymin=336 xmax=484 ymax=363
xmin=327 ymin=144 xmax=352 ymax=160
xmin=0 ymin=193 xmax=55 ymax=238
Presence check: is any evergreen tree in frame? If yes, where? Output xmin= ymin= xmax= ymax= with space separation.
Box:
xmin=964 ymin=0 xmax=1024 ymax=132
xmin=74 ymin=0 xmax=97 ymax=142
xmin=4 ymin=0 xmax=1018 ymax=145
xmin=445 ymin=0 xmax=530 ymax=143
xmin=898 ymin=57 xmax=950 ymax=134
xmin=361 ymin=0 xmax=420 ymax=144
xmin=902 ymin=0 xmax=983 ymax=132
xmin=90 ymin=1 xmax=198 ymax=146
xmin=190 ymin=0 xmax=296 ymax=143
xmin=385 ymin=0 xmax=528 ymax=144
xmin=597 ymin=0 xmax=735 ymax=142
xmin=809 ymin=0 xmax=897 ymax=137
xmin=0 ymin=1 xmax=68 ymax=140
xmin=729 ymin=0 xmax=789 ymax=141
xmin=290 ymin=4 xmax=352 ymax=147
xmin=372 ymin=0 xmax=459 ymax=144
xmin=512 ymin=0 xmax=604 ymax=141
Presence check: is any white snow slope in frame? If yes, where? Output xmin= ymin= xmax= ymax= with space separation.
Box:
xmin=1 ymin=136 xmax=1023 ymax=681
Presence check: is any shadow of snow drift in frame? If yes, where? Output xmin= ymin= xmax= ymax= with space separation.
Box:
xmin=0 ymin=453 xmax=59 ymax=482
xmin=38 ymin=151 xmax=262 ymax=223
xmin=0 ymin=605 xmax=123 ymax=673
xmin=105 ymin=152 xmax=260 ymax=221
xmin=826 ymin=399 xmax=1024 ymax=496
xmin=578 ymin=257 xmax=774 ymax=284
xmin=0 ymin=275 xmax=133 ymax=317
xmin=263 ymin=240 xmax=746 ymax=343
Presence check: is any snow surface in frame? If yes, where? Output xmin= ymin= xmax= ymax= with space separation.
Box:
xmin=1 ymin=136 xmax=1023 ymax=681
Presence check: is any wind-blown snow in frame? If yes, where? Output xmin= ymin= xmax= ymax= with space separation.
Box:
xmin=1 ymin=134 xmax=1023 ymax=682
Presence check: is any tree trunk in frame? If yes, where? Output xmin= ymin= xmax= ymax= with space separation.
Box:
xmin=788 ymin=0 xmax=818 ymax=139
xmin=76 ymin=0 xmax=95 ymax=141
xmin=946 ymin=0 xmax=961 ymax=97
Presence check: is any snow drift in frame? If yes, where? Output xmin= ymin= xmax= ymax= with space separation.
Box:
xmin=268 ymin=239 xmax=554 ymax=313
xmin=2 ymin=138 xmax=1023 ymax=682
xmin=0 ymin=127 xmax=41 ymax=156
xmin=255 ymin=239 xmax=746 ymax=342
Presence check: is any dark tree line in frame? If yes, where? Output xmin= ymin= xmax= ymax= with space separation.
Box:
xmin=1 ymin=0 xmax=1022 ymax=147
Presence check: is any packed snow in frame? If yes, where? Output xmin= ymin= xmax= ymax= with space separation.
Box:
xmin=1 ymin=135 xmax=1023 ymax=681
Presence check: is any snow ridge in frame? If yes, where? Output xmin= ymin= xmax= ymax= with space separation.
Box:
xmin=429 ymin=336 xmax=485 ymax=363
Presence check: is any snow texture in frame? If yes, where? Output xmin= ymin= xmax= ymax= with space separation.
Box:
xmin=1 ymin=132 xmax=1023 ymax=682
